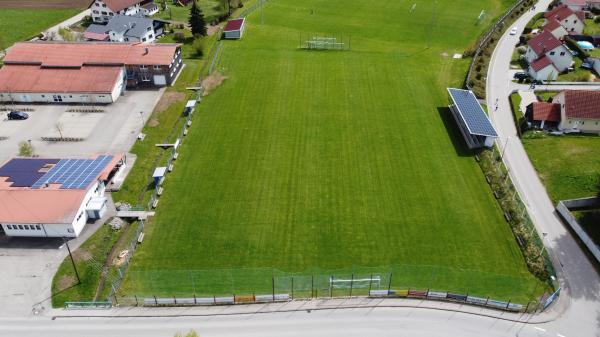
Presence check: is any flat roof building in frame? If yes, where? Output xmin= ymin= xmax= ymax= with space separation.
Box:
xmin=0 ymin=155 xmax=125 ymax=238
xmin=447 ymin=88 xmax=498 ymax=149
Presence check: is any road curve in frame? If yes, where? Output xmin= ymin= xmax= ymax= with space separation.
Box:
xmin=486 ymin=0 xmax=600 ymax=336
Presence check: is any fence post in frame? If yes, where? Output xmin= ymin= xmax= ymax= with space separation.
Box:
xmin=349 ymin=274 xmax=354 ymax=298
xmin=113 ymin=295 xmax=119 ymax=306
xmin=368 ymin=274 xmax=373 ymax=294
xmin=154 ymin=295 xmax=157 ymax=306
xmin=506 ymin=299 xmax=511 ymax=310
xmin=272 ymin=276 xmax=275 ymax=301
xmin=311 ymin=274 xmax=314 ymax=299
xmin=291 ymin=277 xmax=294 ymax=300
xmin=194 ymin=294 xmax=197 ymax=305
xmin=135 ymin=295 xmax=138 ymax=306
xmin=387 ymin=272 xmax=393 ymax=293
xmin=330 ymin=276 xmax=333 ymax=298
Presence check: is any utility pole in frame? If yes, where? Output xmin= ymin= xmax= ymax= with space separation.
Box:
xmin=63 ymin=237 xmax=81 ymax=285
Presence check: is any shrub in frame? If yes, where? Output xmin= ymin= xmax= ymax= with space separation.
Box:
xmin=18 ymin=141 xmax=34 ymax=157
xmin=192 ymin=38 xmax=206 ymax=58
xmin=517 ymin=46 xmax=527 ymax=54
xmin=174 ymin=31 xmax=185 ymax=42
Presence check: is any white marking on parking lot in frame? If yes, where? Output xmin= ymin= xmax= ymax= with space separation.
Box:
xmin=534 ymin=327 xmax=546 ymax=332
xmin=557 ymin=333 xmax=566 ymax=337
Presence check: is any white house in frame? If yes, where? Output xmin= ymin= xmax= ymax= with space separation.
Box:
xmin=91 ymin=0 xmax=144 ymax=23
xmin=545 ymin=4 xmax=585 ymax=34
xmin=528 ymin=55 xmax=560 ymax=81
xmin=0 ymin=155 xmax=125 ymax=238
xmin=87 ymin=14 xmax=162 ymax=43
xmin=543 ymin=19 xmax=569 ymax=39
xmin=553 ymin=90 xmax=600 ymax=133
xmin=526 ymin=31 xmax=573 ymax=73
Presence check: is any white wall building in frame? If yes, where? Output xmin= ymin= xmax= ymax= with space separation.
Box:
xmin=91 ymin=0 xmax=143 ymax=23
xmin=0 ymin=155 xmax=124 ymax=238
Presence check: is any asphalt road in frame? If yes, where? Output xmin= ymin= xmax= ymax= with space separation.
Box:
xmin=486 ymin=1 xmax=600 ymax=337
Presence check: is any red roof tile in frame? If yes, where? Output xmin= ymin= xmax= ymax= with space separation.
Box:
xmin=532 ymin=102 xmax=561 ymax=122
xmin=103 ymin=0 xmax=143 ymax=12
xmin=543 ymin=18 xmax=562 ymax=32
xmin=0 ymin=65 xmax=121 ymax=93
xmin=528 ymin=31 xmax=563 ymax=56
xmin=530 ymin=55 xmax=556 ymax=72
xmin=564 ymin=90 xmax=600 ymax=119
xmin=563 ymin=0 xmax=586 ymax=5
xmin=224 ymin=18 xmax=245 ymax=32
xmin=4 ymin=42 xmax=180 ymax=66
xmin=545 ymin=4 xmax=578 ymax=20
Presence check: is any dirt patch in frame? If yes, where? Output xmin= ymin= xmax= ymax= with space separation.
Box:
xmin=202 ymin=71 xmax=227 ymax=96
xmin=112 ymin=250 xmax=130 ymax=267
xmin=155 ymin=92 xmax=186 ymax=114
xmin=148 ymin=118 xmax=160 ymax=127
xmin=0 ymin=0 xmax=91 ymax=8
xmin=56 ymin=275 xmax=76 ymax=291
xmin=441 ymin=52 xmax=449 ymax=58
xmin=75 ymin=248 xmax=92 ymax=262
xmin=207 ymin=25 xmax=221 ymax=36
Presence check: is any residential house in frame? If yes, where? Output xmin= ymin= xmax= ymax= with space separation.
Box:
xmin=528 ymin=55 xmax=560 ymax=81
xmin=525 ymin=101 xmax=562 ymax=129
xmin=543 ymin=18 xmax=569 ymax=39
xmin=91 ymin=0 xmax=157 ymax=23
xmin=0 ymin=42 xmax=183 ymax=104
xmin=85 ymin=14 xmax=164 ymax=42
xmin=545 ymin=4 xmax=585 ymax=34
xmin=526 ymin=31 xmax=573 ymax=80
xmin=0 ymin=155 xmax=125 ymax=238
xmin=554 ymin=90 xmax=600 ymax=133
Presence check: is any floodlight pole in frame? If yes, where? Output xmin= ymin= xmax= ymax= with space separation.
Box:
xmin=63 ymin=237 xmax=81 ymax=285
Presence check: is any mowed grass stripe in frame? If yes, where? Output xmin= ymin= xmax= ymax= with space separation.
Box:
xmin=123 ymin=0 xmax=546 ymax=301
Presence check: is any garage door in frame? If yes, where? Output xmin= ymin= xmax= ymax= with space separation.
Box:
xmin=153 ymin=75 xmax=167 ymax=86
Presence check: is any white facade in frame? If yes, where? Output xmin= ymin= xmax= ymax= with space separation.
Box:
xmin=526 ymin=45 xmax=572 ymax=72
xmin=0 ymin=68 xmax=124 ymax=104
xmin=554 ymin=91 xmax=600 ymax=132
xmin=558 ymin=13 xmax=585 ymax=34
xmin=529 ymin=64 xmax=559 ymax=81
xmin=91 ymin=0 xmax=141 ymax=23
xmin=561 ymin=0 xmax=586 ymax=11
xmin=110 ymin=26 xmax=156 ymax=43
xmin=547 ymin=25 xmax=569 ymax=39
xmin=0 ymin=181 xmax=106 ymax=238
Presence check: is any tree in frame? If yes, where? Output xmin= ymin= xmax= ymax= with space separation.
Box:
xmin=189 ymin=0 xmax=207 ymax=37
xmin=192 ymin=37 xmax=206 ymax=58
xmin=18 ymin=141 xmax=34 ymax=157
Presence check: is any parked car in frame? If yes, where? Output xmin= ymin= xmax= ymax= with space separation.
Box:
xmin=581 ymin=61 xmax=593 ymax=70
xmin=513 ymin=72 xmax=529 ymax=81
xmin=7 ymin=111 xmax=29 ymax=120
xmin=510 ymin=26 xmax=518 ymax=35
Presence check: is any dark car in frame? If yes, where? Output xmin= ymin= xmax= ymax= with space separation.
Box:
xmin=7 ymin=111 xmax=29 ymax=120
xmin=513 ymin=72 xmax=529 ymax=81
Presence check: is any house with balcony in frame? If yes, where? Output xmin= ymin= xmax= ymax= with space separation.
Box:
xmin=91 ymin=0 xmax=158 ymax=24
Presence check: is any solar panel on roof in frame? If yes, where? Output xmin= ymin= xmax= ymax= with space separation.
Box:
xmin=447 ymin=88 xmax=498 ymax=137
xmin=31 ymin=155 xmax=114 ymax=190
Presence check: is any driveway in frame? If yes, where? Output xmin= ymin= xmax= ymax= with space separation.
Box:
xmin=486 ymin=0 xmax=600 ymax=336
xmin=0 ymin=89 xmax=163 ymax=164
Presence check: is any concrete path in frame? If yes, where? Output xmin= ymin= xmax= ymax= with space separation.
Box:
xmin=518 ymin=90 xmax=537 ymax=113
xmin=42 ymin=9 xmax=91 ymax=41
xmin=486 ymin=1 xmax=600 ymax=337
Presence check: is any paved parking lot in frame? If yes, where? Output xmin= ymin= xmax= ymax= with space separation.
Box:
xmin=0 ymin=89 xmax=163 ymax=317
xmin=0 ymin=89 xmax=164 ymax=163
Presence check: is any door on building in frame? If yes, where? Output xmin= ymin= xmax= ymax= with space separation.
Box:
xmin=20 ymin=94 xmax=32 ymax=102
xmin=153 ymin=75 xmax=167 ymax=86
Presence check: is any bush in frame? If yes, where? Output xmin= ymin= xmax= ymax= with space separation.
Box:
xmin=18 ymin=141 xmax=34 ymax=157
xmin=517 ymin=46 xmax=527 ymax=54
xmin=192 ymin=38 xmax=206 ymax=58
xmin=174 ymin=31 xmax=185 ymax=42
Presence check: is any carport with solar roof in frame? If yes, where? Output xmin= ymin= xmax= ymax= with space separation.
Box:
xmin=447 ymin=88 xmax=498 ymax=149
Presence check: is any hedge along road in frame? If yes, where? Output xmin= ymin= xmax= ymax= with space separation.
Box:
xmin=486 ymin=0 xmax=600 ymax=336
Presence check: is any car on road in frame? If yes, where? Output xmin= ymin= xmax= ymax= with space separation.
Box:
xmin=513 ymin=72 xmax=529 ymax=82
xmin=510 ymin=26 xmax=518 ymax=35
xmin=6 ymin=111 xmax=29 ymax=120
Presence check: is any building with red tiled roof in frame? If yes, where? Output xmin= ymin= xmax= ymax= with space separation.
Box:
xmin=543 ymin=18 xmax=569 ymax=39
xmin=0 ymin=42 xmax=183 ymax=104
xmin=0 ymin=155 xmax=125 ymax=238
xmin=528 ymin=55 xmax=559 ymax=81
xmin=561 ymin=0 xmax=587 ymax=11
xmin=525 ymin=31 xmax=572 ymax=80
xmin=525 ymin=102 xmax=561 ymax=129
xmin=545 ymin=4 xmax=585 ymax=34
xmin=91 ymin=0 xmax=157 ymax=24
xmin=553 ymin=90 xmax=600 ymax=133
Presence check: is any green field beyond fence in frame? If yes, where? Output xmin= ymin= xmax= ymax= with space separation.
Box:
xmin=120 ymin=0 xmax=549 ymax=302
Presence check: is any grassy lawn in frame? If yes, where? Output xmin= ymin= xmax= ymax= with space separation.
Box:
xmin=156 ymin=0 xmax=224 ymax=24
xmin=0 ymin=8 xmax=80 ymax=48
xmin=557 ymin=57 xmax=594 ymax=82
xmin=51 ymin=222 xmax=121 ymax=307
xmin=574 ymin=210 xmax=600 ymax=244
xmin=118 ymin=0 xmax=548 ymax=303
xmin=584 ymin=18 xmax=600 ymax=36
xmin=523 ymin=134 xmax=600 ymax=203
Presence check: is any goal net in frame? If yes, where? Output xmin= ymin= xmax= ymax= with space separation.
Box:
xmin=329 ymin=275 xmax=381 ymax=289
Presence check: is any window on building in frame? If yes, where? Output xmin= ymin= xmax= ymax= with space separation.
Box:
xmin=67 ymin=228 xmax=74 ymax=233
xmin=147 ymin=27 xmax=151 ymax=31
xmin=77 ymin=212 xmax=83 ymax=221
xmin=560 ymin=52 xmax=565 ymax=56
xmin=7 ymin=225 xmax=12 ymax=230
xmin=549 ymin=51 xmax=555 ymax=56
xmin=149 ymin=34 xmax=153 ymax=39
xmin=24 ymin=225 xmax=30 ymax=230
xmin=140 ymin=64 xmax=148 ymax=69
xmin=36 ymin=225 xmax=41 ymax=230
xmin=109 ymin=12 xmax=113 ymax=16
xmin=93 ymin=10 xmax=99 ymax=14
xmin=102 ymin=3 xmax=106 ymax=7
xmin=142 ymin=37 xmax=147 ymax=42
xmin=154 ymin=65 xmax=161 ymax=70
xmin=141 ymin=74 xmax=151 ymax=81
xmin=18 ymin=225 xmax=23 ymax=230
xmin=574 ymin=20 xmax=578 ymax=24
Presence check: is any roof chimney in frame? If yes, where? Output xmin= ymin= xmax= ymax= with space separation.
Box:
xmin=144 ymin=47 xmax=149 ymax=55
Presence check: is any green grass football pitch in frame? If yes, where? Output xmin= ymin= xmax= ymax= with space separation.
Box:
xmin=122 ymin=0 xmax=548 ymax=302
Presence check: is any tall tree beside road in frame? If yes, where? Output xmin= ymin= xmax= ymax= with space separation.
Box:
xmin=189 ymin=0 xmax=207 ymax=37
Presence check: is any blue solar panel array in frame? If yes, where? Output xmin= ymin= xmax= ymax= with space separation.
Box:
xmin=447 ymin=88 xmax=498 ymax=137
xmin=31 ymin=155 xmax=114 ymax=190
xmin=0 ymin=159 xmax=60 ymax=187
